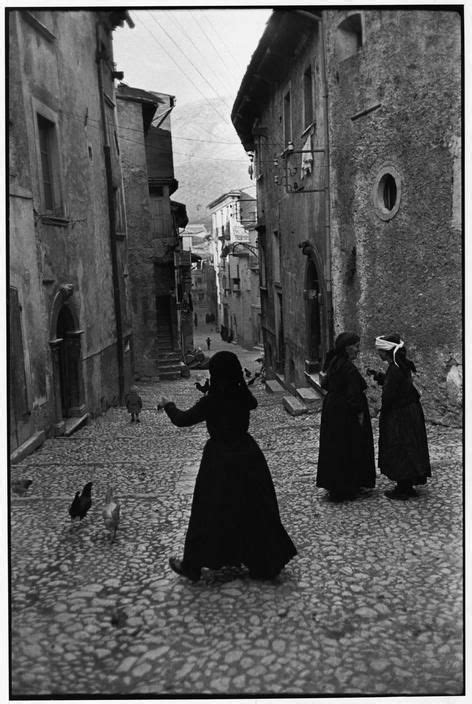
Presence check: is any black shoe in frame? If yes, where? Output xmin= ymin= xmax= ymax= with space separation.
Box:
xmin=384 ymin=487 xmax=418 ymax=500
xmin=249 ymin=568 xmax=280 ymax=580
xmin=169 ymin=556 xmax=201 ymax=582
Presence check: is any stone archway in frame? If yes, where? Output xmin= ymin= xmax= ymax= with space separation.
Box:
xmin=49 ymin=285 xmax=85 ymax=434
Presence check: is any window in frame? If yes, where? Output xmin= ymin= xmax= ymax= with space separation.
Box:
xmin=37 ymin=113 xmax=63 ymax=215
xmin=373 ymin=165 xmax=401 ymax=221
xmin=283 ymin=91 xmax=292 ymax=146
xmin=336 ymin=13 xmax=363 ymax=61
xmin=303 ymin=67 xmax=314 ymax=128
xmin=273 ymin=230 xmax=281 ymax=284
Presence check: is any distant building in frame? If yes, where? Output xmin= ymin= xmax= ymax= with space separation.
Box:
xmin=232 ymin=8 xmax=462 ymax=422
xmin=9 ymin=9 xmax=133 ymax=459
xmin=208 ymin=190 xmax=262 ymax=348
xmin=117 ymin=84 xmax=189 ymax=379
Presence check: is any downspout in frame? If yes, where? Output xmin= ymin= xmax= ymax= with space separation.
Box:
xmin=319 ymin=12 xmax=334 ymax=349
xmin=96 ymin=24 xmax=125 ymax=404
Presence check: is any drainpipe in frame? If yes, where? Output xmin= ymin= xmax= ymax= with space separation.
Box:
xmin=96 ymin=24 xmax=125 ymax=404
xmin=319 ymin=12 xmax=334 ymax=349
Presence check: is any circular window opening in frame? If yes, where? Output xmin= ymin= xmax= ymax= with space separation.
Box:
xmin=373 ymin=165 xmax=402 ymax=221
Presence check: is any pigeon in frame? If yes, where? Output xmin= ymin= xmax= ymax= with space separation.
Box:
xmin=69 ymin=481 xmax=93 ymax=521
xmin=11 ymin=479 xmax=33 ymax=496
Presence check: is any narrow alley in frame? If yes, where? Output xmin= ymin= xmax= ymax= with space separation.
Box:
xmin=10 ymin=330 xmax=463 ymax=698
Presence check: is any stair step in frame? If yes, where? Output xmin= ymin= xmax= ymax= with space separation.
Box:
xmin=296 ymin=386 xmax=324 ymax=408
xmin=304 ymin=371 xmax=327 ymax=396
xmin=265 ymin=379 xmax=285 ymax=394
xmin=283 ymin=395 xmax=308 ymax=416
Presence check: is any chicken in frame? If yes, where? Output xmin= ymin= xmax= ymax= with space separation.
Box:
xmin=11 ymin=479 xmax=33 ymax=496
xmin=247 ymin=372 xmax=261 ymax=386
xmin=102 ymin=487 xmax=120 ymax=542
xmin=195 ymin=379 xmax=210 ymax=394
xmin=69 ymin=481 xmax=93 ymax=521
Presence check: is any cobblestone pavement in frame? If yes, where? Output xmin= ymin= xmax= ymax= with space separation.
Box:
xmin=10 ymin=328 xmax=463 ymax=697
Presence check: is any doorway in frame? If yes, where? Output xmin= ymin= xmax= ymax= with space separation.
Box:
xmin=305 ymin=259 xmax=322 ymax=370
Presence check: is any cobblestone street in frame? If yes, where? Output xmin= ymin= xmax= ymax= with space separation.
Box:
xmin=10 ymin=330 xmax=463 ymax=698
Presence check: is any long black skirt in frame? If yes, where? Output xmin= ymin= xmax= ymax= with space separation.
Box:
xmin=182 ymin=434 xmax=297 ymax=575
xmin=317 ymin=392 xmax=376 ymax=494
xmin=379 ymin=401 xmax=431 ymax=485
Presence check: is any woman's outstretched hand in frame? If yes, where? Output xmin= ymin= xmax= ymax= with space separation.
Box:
xmin=157 ymin=396 xmax=171 ymax=411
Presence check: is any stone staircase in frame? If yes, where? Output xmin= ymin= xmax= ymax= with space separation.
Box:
xmin=156 ymin=324 xmax=182 ymax=381
xmin=265 ymin=368 xmax=326 ymax=416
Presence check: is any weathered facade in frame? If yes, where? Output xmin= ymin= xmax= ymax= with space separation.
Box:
xmin=232 ymin=8 xmax=462 ymax=423
xmin=208 ymin=190 xmax=262 ymax=349
xmin=116 ymin=84 xmax=189 ymax=379
xmin=9 ymin=9 xmax=134 ymax=459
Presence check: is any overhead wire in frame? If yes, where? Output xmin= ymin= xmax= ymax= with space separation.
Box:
xmin=133 ymin=13 xmax=231 ymax=130
xmin=145 ymin=10 xmax=233 ymax=126
xmin=188 ymin=10 xmax=239 ymax=93
xmin=165 ymin=9 xmax=234 ymax=112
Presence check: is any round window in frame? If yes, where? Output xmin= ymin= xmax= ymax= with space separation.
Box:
xmin=373 ymin=165 xmax=401 ymax=221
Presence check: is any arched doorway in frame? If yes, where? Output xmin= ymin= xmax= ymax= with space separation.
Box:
xmin=49 ymin=285 xmax=85 ymax=433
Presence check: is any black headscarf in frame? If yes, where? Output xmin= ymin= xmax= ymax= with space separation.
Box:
xmin=208 ymin=351 xmax=247 ymax=397
xmin=323 ymin=331 xmax=360 ymax=372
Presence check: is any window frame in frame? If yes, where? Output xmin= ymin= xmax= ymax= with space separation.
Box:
xmin=283 ymin=88 xmax=292 ymax=146
xmin=32 ymin=98 xmax=66 ymax=220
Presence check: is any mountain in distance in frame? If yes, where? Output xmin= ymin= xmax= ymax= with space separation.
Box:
xmin=170 ymin=96 xmax=255 ymax=230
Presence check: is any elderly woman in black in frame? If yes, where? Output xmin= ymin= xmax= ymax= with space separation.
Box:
xmin=370 ymin=334 xmax=431 ymax=499
xmin=158 ymin=351 xmax=297 ymax=582
xmin=316 ymin=332 xmax=376 ymax=502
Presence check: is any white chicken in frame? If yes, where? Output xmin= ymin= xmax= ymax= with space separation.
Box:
xmin=102 ymin=487 xmax=120 ymax=542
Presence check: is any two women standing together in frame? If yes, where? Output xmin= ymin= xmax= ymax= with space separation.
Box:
xmin=316 ymin=332 xmax=431 ymax=502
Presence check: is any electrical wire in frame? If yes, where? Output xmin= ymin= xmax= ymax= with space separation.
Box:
xmin=145 ymin=11 xmax=233 ymax=126
xmin=165 ymin=9 xmax=234 ymax=112
xmin=188 ymin=10 xmax=238 ymax=92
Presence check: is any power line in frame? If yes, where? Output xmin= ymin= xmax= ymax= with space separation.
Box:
xmin=165 ymin=10 xmax=234 ymax=113
xmin=134 ymin=14 xmax=231 ymax=129
xmin=145 ymin=10 xmax=233 ymax=126
xmin=205 ymin=11 xmax=246 ymax=74
xmin=189 ymin=10 xmax=238 ymax=93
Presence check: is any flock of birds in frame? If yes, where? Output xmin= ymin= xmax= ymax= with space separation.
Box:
xmin=12 ymin=479 xmax=120 ymax=542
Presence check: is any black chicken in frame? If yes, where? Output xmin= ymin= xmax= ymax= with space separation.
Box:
xmin=69 ymin=481 xmax=93 ymax=521
xmin=247 ymin=372 xmax=261 ymax=386
xmin=11 ymin=479 xmax=33 ymax=496
xmin=195 ymin=379 xmax=210 ymax=394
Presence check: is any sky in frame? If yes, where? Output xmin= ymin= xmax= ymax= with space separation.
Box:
xmin=112 ymin=8 xmax=272 ymax=110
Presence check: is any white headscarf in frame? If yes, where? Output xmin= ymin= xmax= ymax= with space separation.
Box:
xmin=375 ymin=336 xmax=405 ymax=367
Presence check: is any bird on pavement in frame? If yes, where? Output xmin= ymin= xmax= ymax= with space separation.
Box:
xmin=69 ymin=481 xmax=93 ymax=522
xmin=102 ymin=487 xmax=120 ymax=542
xmin=195 ymin=379 xmax=210 ymax=394
xmin=11 ymin=479 xmax=33 ymax=496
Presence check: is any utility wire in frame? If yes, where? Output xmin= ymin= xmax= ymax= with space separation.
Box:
xmin=205 ymin=11 xmax=247 ymax=73
xmin=134 ymin=14 xmax=231 ymax=129
xmin=166 ymin=10 xmax=234 ymax=112
xmin=145 ymin=10 xmax=233 ymax=126
xmin=189 ymin=10 xmax=238 ymax=93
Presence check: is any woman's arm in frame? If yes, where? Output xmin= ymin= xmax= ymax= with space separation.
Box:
xmin=160 ymin=397 xmax=207 ymax=427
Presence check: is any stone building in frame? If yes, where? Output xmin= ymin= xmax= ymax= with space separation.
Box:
xmin=232 ymin=8 xmax=462 ymax=422
xmin=208 ymin=190 xmax=262 ymax=349
xmin=116 ymin=84 xmax=189 ymax=379
xmin=9 ymin=9 xmax=134 ymax=460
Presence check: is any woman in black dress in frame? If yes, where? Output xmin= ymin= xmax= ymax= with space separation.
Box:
xmin=371 ymin=334 xmax=431 ymax=499
xmin=158 ymin=351 xmax=297 ymax=582
xmin=316 ymin=332 xmax=376 ymax=502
